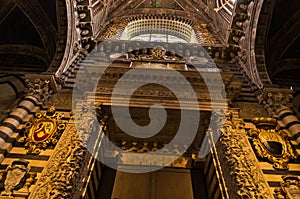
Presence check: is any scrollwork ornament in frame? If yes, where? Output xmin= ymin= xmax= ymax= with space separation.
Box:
xmin=20 ymin=105 xmax=66 ymax=154
xmin=248 ymin=118 xmax=296 ymax=170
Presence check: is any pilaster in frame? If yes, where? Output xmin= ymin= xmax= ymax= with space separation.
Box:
xmin=210 ymin=109 xmax=273 ymax=198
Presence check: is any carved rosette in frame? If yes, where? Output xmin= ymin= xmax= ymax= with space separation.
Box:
xmin=248 ymin=118 xmax=296 ymax=170
xmin=216 ymin=111 xmax=272 ymax=198
xmin=20 ymin=106 xmax=66 ymax=154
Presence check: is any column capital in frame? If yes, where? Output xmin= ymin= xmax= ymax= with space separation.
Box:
xmin=259 ymin=87 xmax=293 ymax=116
xmin=24 ymin=74 xmax=61 ymax=102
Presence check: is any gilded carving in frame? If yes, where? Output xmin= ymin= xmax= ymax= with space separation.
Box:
xmin=20 ymin=105 xmax=66 ymax=154
xmin=248 ymin=118 xmax=296 ymax=170
xmin=28 ymin=124 xmax=90 ymax=199
xmin=0 ymin=160 xmax=36 ymax=197
xmin=29 ymin=104 xmax=104 ymax=198
xmin=275 ymin=176 xmax=300 ymax=199
xmin=98 ymin=19 xmax=128 ymax=40
xmin=193 ymin=23 xmax=218 ymax=44
xmin=127 ymin=46 xmax=185 ymax=62
xmin=46 ymin=91 xmax=72 ymax=109
xmin=216 ymin=111 xmax=272 ymax=198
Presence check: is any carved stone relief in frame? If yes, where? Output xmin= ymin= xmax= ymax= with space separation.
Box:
xmin=248 ymin=118 xmax=296 ymax=170
xmin=28 ymin=124 xmax=90 ymax=199
xmin=259 ymin=89 xmax=293 ymax=116
xmin=193 ymin=23 xmax=219 ymax=44
xmin=0 ymin=160 xmax=36 ymax=197
xmin=29 ymin=103 xmax=103 ymax=199
xmin=232 ymin=102 xmax=269 ymax=119
xmin=45 ymin=90 xmax=73 ymax=110
xmin=275 ymin=176 xmax=300 ymax=199
xmin=214 ymin=111 xmax=272 ymax=198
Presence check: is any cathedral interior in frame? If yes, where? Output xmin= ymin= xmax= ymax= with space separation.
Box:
xmin=0 ymin=0 xmax=300 ymax=198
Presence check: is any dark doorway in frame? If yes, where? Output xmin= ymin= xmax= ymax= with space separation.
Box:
xmin=96 ymin=167 xmax=208 ymax=199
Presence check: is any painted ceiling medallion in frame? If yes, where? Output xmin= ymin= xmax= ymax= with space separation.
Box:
xmin=248 ymin=118 xmax=296 ymax=170
xmin=20 ymin=105 xmax=66 ymax=154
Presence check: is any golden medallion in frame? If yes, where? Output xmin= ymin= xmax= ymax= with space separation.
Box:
xmin=21 ymin=105 xmax=66 ymax=154
xmin=248 ymin=118 xmax=296 ymax=170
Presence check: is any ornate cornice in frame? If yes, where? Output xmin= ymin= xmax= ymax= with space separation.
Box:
xmin=227 ymin=0 xmax=266 ymax=91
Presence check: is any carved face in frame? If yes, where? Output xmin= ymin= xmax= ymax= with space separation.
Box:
xmin=79 ymin=12 xmax=87 ymax=19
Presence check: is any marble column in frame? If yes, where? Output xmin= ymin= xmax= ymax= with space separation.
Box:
xmin=0 ymin=77 xmax=54 ymax=162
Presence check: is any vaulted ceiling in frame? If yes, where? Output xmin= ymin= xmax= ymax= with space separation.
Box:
xmin=2 ymin=0 xmax=299 ymax=91
xmin=106 ymin=0 xmax=212 ymax=24
xmin=264 ymin=0 xmax=300 ymax=88
xmin=0 ymin=0 xmax=68 ymax=73
xmin=97 ymin=0 xmax=226 ymax=45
